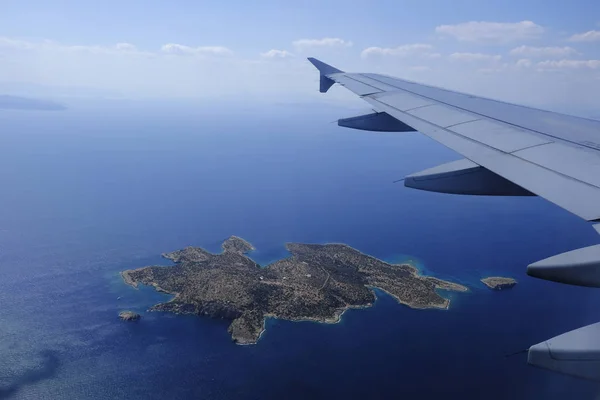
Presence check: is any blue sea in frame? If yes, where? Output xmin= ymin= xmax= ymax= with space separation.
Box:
xmin=1 ymin=98 xmax=600 ymax=399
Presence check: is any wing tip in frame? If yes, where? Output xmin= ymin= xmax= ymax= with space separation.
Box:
xmin=307 ymin=57 xmax=343 ymax=75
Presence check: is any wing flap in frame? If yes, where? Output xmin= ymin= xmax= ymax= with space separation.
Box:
xmin=448 ymin=119 xmax=551 ymax=153
xmin=513 ymin=143 xmax=600 ymax=189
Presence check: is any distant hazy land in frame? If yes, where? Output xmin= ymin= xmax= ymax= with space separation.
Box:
xmin=0 ymin=95 xmax=66 ymax=111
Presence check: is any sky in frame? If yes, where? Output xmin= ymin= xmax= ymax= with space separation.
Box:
xmin=1 ymin=0 xmax=599 ymax=112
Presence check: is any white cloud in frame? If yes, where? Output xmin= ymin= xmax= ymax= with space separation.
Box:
xmin=260 ymin=49 xmax=294 ymax=58
xmin=435 ymin=21 xmax=544 ymax=44
xmin=2 ymin=35 xmax=599 ymax=110
xmin=0 ymin=37 xmax=145 ymax=55
xmin=115 ymin=43 xmax=137 ymax=52
xmin=0 ymin=36 xmax=331 ymax=101
xmin=510 ymin=45 xmax=578 ymax=58
xmin=67 ymin=43 xmax=142 ymax=54
xmin=292 ymin=38 xmax=352 ymax=50
xmin=537 ymin=59 xmax=600 ymax=70
xmin=515 ymin=58 xmax=533 ymax=68
xmin=568 ymin=30 xmax=600 ymax=42
xmin=449 ymin=52 xmax=502 ymax=62
xmin=160 ymin=43 xmax=233 ymax=56
xmin=0 ymin=37 xmax=35 ymax=49
xmin=361 ymin=43 xmax=437 ymax=58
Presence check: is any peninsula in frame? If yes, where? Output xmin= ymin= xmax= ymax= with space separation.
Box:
xmin=121 ymin=236 xmax=468 ymax=344
xmin=481 ymin=277 xmax=517 ymax=290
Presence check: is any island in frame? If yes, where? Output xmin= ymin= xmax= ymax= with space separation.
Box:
xmin=481 ymin=277 xmax=517 ymax=290
xmin=121 ymin=236 xmax=468 ymax=344
xmin=119 ymin=311 xmax=141 ymax=321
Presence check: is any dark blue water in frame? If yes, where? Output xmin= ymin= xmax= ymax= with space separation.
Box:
xmin=1 ymin=99 xmax=599 ymax=399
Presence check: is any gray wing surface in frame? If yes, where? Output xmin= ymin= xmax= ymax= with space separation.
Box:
xmin=308 ymin=57 xmax=600 ymax=222
xmin=307 ymin=57 xmax=600 ymax=381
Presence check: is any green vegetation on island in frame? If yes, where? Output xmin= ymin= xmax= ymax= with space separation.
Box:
xmin=121 ymin=236 xmax=468 ymax=344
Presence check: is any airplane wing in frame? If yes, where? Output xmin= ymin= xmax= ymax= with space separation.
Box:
xmin=308 ymin=57 xmax=600 ymax=380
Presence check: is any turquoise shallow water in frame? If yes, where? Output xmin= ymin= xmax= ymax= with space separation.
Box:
xmin=1 ymin=100 xmax=599 ymax=399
